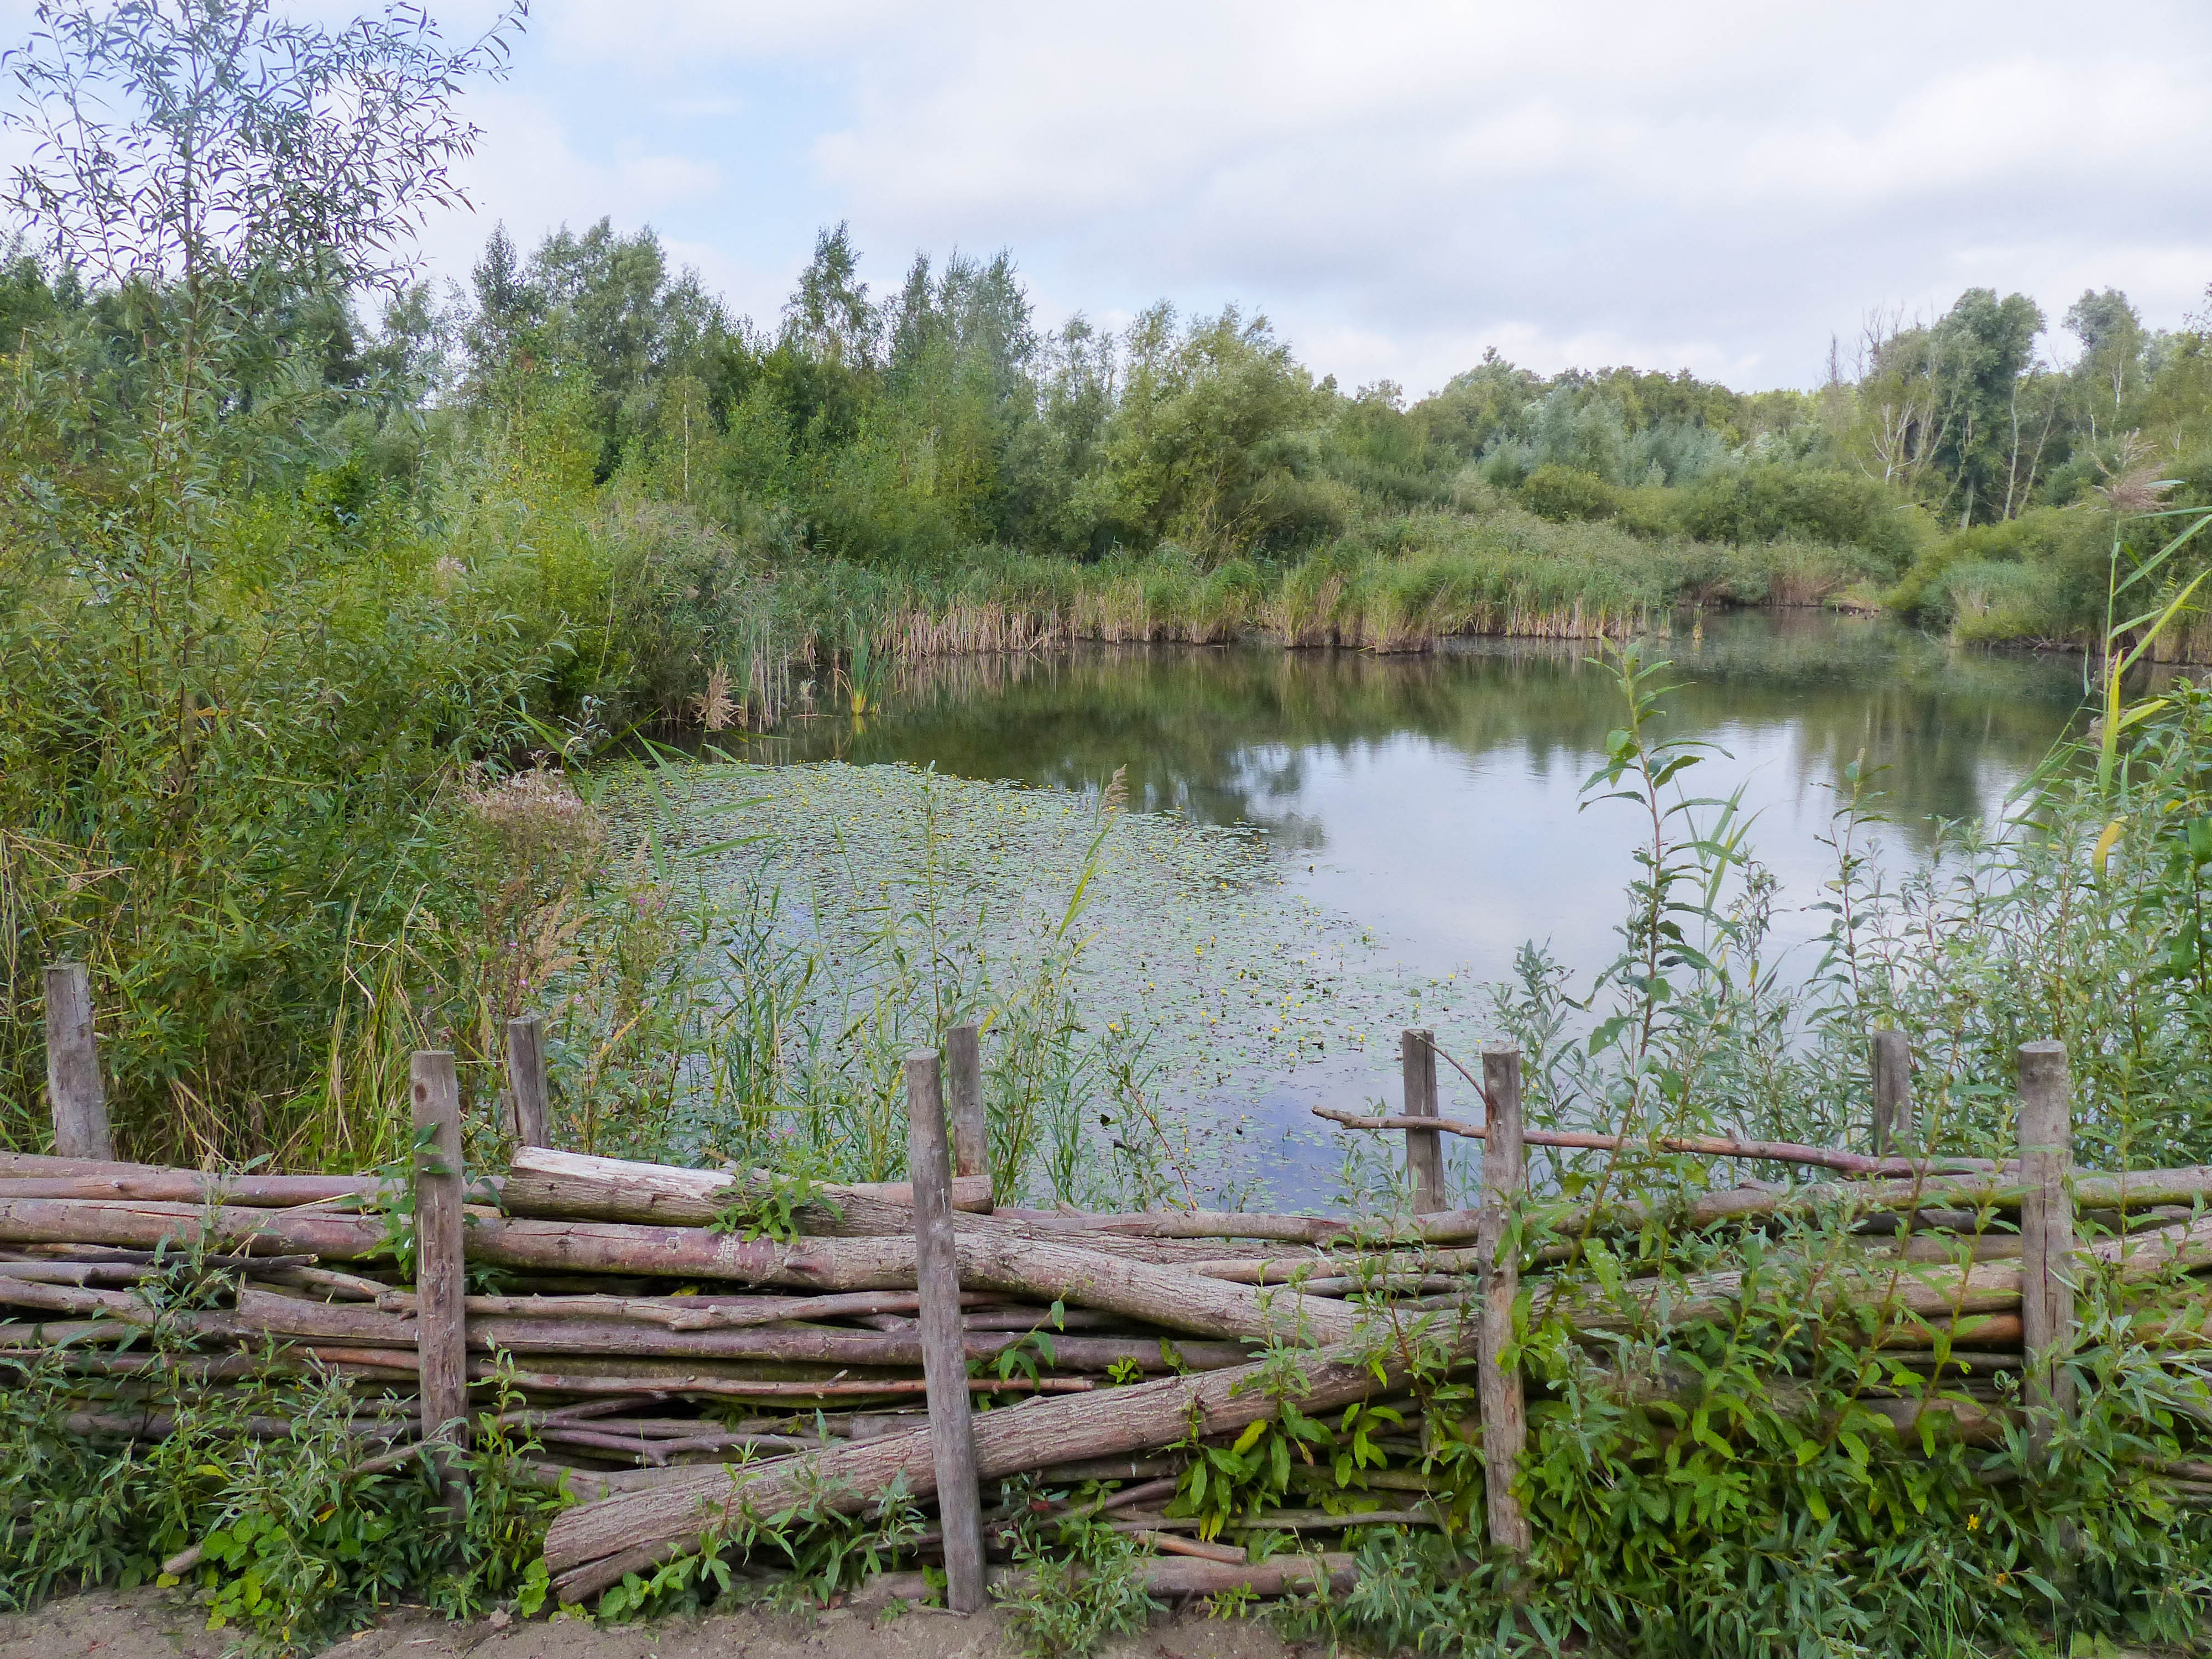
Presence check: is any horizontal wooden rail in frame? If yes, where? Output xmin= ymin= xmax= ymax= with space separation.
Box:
xmin=1312 ymin=1105 xmax=1996 ymax=1178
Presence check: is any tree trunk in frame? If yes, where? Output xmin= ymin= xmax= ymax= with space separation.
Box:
xmin=544 ymin=1338 xmax=1424 ymax=1599
xmin=501 ymin=1147 xmax=992 ymax=1226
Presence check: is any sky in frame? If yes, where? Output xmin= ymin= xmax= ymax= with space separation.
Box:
xmin=7 ymin=0 xmax=2212 ymax=396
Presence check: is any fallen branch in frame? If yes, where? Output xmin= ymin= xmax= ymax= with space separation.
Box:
xmin=1312 ymin=1106 xmax=1995 ymax=1178
xmin=500 ymin=1147 xmax=994 ymax=1225
xmin=542 ymin=1338 xmax=1425 ymax=1600
xmin=0 ymin=1199 xmax=1342 ymax=1340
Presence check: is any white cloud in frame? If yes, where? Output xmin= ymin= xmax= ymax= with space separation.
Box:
xmin=617 ymin=153 xmax=722 ymax=205
xmin=722 ymin=0 xmax=2212 ymax=388
xmin=6 ymin=0 xmax=2208 ymax=390
xmin=411 ymin=88 xmax=728 ymax=278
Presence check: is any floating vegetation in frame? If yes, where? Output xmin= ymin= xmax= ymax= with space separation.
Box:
xmin=661 ymin=761 xmax=1495 ymax=1208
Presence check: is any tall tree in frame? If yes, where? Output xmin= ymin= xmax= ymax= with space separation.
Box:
xmin=6 ymin=0 xmax=524 ymax=301
xmin=2065 ymin=288 xmax=2147 ymax=428
xmin=783 ymin=222 xmax=877 ymax=369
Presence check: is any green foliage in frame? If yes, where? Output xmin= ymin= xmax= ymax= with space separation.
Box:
xmin=711 ymin=1163 xmax=839 ymax=1243
xmin=1676 ymin=465 xmax=1922 ymax=572
xmin=593 ymin=1469 xmax=925 ymax=1622
xmin=992 ymin=1494 xmax=1162 ymax=1659
xmin=0 ymin=1346 xmax=567 ymax=1654
xmin=1883 ymin=502 xmax=2150 ymax=651
xmin=1517 ymin=465 xmax=1619 ymax=524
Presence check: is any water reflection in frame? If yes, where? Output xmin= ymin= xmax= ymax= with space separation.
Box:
xmin=728 ymin=612 xmax=2086 ymax=984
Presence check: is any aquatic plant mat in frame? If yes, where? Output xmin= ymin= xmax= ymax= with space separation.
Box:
xmin=667 ymin=761 xmax=1483 ymax=1209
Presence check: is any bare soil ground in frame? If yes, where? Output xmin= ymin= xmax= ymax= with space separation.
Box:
xmin=0 ymin=1589 xmax=1310 ymax=1659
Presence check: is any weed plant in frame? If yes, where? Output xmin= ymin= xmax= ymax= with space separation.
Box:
xmin=0 ymin=1328 xmax=564 ymax=1653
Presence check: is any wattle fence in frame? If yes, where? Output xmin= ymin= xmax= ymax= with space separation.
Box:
xmin=9 ymin=963 xmax=2211 ymax=1610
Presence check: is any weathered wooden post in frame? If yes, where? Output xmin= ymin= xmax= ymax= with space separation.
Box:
xmin=1401 ymin=1028 xmax=1446 ymax=1213
xmin=2017 ymin=1040 xmax=2076 ymax=1443
xmin=1871 ymin=1029 xmax=1912 ymax=1157
xmin=44 ymin=962 xmax=112 ymax=1161
xmin=1478 ymin=1041 xmax=1530 ymax=1559
xmin=906 ymin=1048 xmax=985 ymax=1611
xmin=947 ymin=1021 xmax=987 ymax=1186
xmin=410 ymin=1050 xmax=470 ymax=1500
xmin=505 ymin=1014 xmax=551 ymax=1147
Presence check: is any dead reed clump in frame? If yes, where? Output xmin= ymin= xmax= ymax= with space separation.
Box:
xmin=693 ymin=662 xmax=737 ymax=731
xmin=461 ymin=768 xmax=607 ymax=880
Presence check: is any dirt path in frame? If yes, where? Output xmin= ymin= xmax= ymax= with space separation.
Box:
xmin=0 ymin=1589 xmax=1311 ymax=1659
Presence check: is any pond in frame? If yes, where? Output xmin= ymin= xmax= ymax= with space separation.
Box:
xmin=697 ymin=611 xmax=2088 ymax=1204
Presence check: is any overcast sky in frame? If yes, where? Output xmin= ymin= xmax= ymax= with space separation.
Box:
xmin=9 ymin=0 xmax=2212 ymax=395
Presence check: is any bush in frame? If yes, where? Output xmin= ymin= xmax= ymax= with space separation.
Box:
xmin=1886 ymin=504 xmax=2111 ymax=633
xmin=1942 ymin=557 xmax=2066 ymax=642
xmin=1679 ymin=463 xmax=1920 ymax=571
xmin=1518 ymin=464 xmax=1620 ymax=524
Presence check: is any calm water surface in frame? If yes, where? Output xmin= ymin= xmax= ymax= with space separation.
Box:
xmin=696 ymin=613 xmax=2086 ymax=1200
xmin=742 ymin=612 xmax=2086 ymax=992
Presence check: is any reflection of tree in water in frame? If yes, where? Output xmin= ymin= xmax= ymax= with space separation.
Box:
xmin=756 ymin=614 xmax=2084 ymax=857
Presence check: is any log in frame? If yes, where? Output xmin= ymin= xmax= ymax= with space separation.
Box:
xmin=1313 ymin=1105 xmax=1991 ymax=1178
xmin=0 ymin=1173 xmax=377 ymax=1206
xmin=0 ymin=1196 xmax=388 ymax=1258
xmin=1478 ymin=1042 xmax=1529 ymax=1559
xmin=259 ymin=1265 xmax=393 ymax=1301
xmin=44 ymin=963 xmax=111 ymax=1161
xmin=507 ymin=1014 xmax=551 ymax=1147
xmin=1402 ymin=1030 xmax=1446 ymax=1214
xmin=796 ymin=1199 xmax=1272 ymax=1265
xmin=0 ymin=1198 xmax=1302 ymax=1333
xmin=500 ymin=1147 xmax=994 ymax=1225
xmin=60 ymin=1408 xmax=414 ymax=1443
xmin=533 ymin=1426 xmax=820 ymax=1465
xmin=0 ymin=1259 xmax=166 ymax=1286
xmin=376 ymin=1288 xmax=970 ymax=1328
xmin=413 ymin=1051 xmax=469 ymax=1498
xmin=0 ymin=1279 xmax=414 ymax=1345
xmin=0 ymin=1285 xmax=1240 ymax=1379
xmin=909 ymin=1048 xmax=985 ymax=1614
xmin=465 ymin=1213 xmax=1346 ymax=1342
xmin=1132 ymin=1530 xmax=1245 ymax=1564
xmin=0 ymin=1198 xmax=1245 ymax=1328
xmin=1190 ymin=1248 xmax=1485 ymax=1285
xmin=0 ymin=1343 xmax=418 ymax=1382
xmin=545 ymin=1338 xmax=1429 ymax=1600
xmin=1099 ymin=1474 xmax=1183 ymax=1512
xmin=479 ymin=1364 xmax=1090 ymax=1401
xmin=1003 ymin=1210 xmax=1350 ymax=1244
xmin=0 ymin=1152 xmax=172 ymax=1180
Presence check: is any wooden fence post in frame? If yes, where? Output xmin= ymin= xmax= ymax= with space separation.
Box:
xmin=505 ymin=1014 xmax=550 ymax=1148
xmin=906 ymin=1048 xmax=985 ymax=1611
xmin=947 ymin=1022 xmax=987 ymax=1189
xmin=410 ymin=1050 xmax=470 ymax=1501
xmin=1402 ymin=1028 xmax=1446 ymax=1214
xmin=1478 ymin=1041 xmax=1530 ymax=1559
xmin=1871 ymin=1029 xmax=1912 ymax=1157
xmin=2017 ymin=1040 xmax=2076 ymax=1443
xmin=44 ymin=963 xmax=112 ymax=1161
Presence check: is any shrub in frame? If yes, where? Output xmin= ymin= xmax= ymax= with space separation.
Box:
xmin=1518 ymin=464 xmax=1620 ymax=524
xmin=1886 ymin=504 xmax=2110 ymax=631
xmin=1679 ymin=463 xmax=1921 ymax=571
